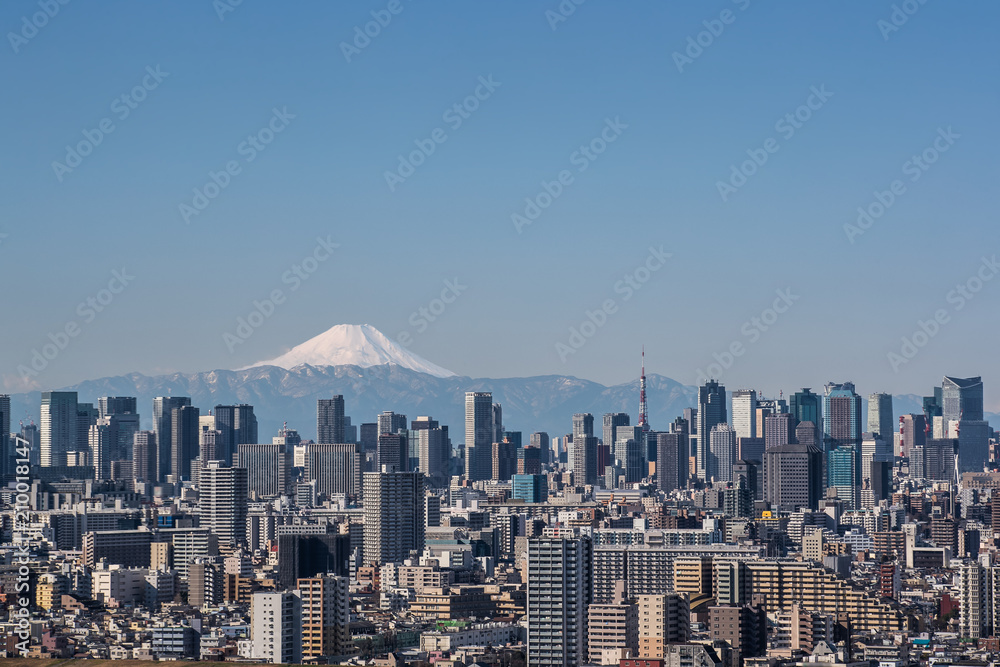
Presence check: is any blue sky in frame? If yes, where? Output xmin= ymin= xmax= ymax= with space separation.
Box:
xmin=2 ymin=0 xmax=998 ymax=408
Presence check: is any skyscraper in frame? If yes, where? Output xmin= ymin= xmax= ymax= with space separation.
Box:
xmin=493 ymin=403 xmax=504 ymax=444
xmin=790 ymin=388 xmax=822 ymax=446
xmin=200 ymin=460 xmax=249 ymax=555
xmin=41 ymin=391 xmax=78 ymax=467
xmin=376 ymin=432 xmax=408 ymax=473
xmin=828 ymin=444 xmax=859 ymax=510
xmin=317 ymin=395 xmax=346 ymax=444
xmin=696 ymin=380 xmax=727 ymax=480
xmin=411 ymin=416 xmax=450 ymax=487
xmin=943 ymin=376 xmax=988 ymax=471
xmin=764 ymin=443 xmax=822 ymax=511
xmin=655 ymin=431 xmax=688 ymax=494
xmin=170 ymin=405 xmax=200 ymax=482
xmin=823 ymin=382 xmax=862 ymax=488
xmin=362 ymin=468 xmax=425 ymax=566
xmin=765 ymin=413 xmax=796 ymax=450
xmin=236 ymin=443 xmax=292 ymax=498
xmin=603 ymin=412 xmax=630 ymax=451
xmin=297 ymin=575 xmax=352 ymax=660
xmin=572 ymin=413 xmax=597 ymax=486
xmin=867 ymin=393 xmax=894 ymax=442
xmin=377 ymin=410 xmax=407 ymax=436
xmin=215 ymin=404 xmax=258 ymax=462
xmin=132 ymin=431 xmax=157 ymax=483
xmin=731 ymin=390 xmax=757 ymax=440
xmin=88 ymin=421 xmax=113 ymax=480
xmin=527 ymin=536 xmax=593 ymax=667
xmin=98 ymin=397 xmax=141 ymax=463
xmin=153 ymin=396 xmax=191 ymax=482
xmin=530 ymin=432 xmax=551 ymax=464
xmin=708 ymin=423 xmax=737 ymax=483
xmin=305 ymin=444 xmax=361 ymax=500
xmin=0 ymin=394 xmax=10 ymax=477
xmin=465 ymin=392 xmax=493 ymax=482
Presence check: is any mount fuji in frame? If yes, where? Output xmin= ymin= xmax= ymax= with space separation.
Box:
xmin=241 ymin=324 xmax=456 ymax=378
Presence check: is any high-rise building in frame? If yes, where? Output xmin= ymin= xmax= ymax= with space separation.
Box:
xmin=0 ymin=394 xmax=10 ymax=477
xmin=98 ymin=396 xmax=140 ymax=462
xmin=943 ymin=375 xmax=984 ymax=422
xmin=465 ymin=392 xmax=493 ymax=482
xmin=860 ymin=434 xmax=892 ymax=509
xmin=298 ymin=575 xmax=352 ymax=661
xmin=170 ymin=405 xmax=200 ymax=482
xmin=41 ymin=391 xmax=78 ymax=467
xmin=573 ymin=414 xmax=598 ymax=486
xmin=237 ymin=443 xmax=292 ymax=498
xmin=898 ymin=413 xmax=927 ymax=459
xmin=88 ymin=421 xmax=113 ymax=480
xmin=696 ymin=381 xmax=727 ymax=480
xmin=828 ymin=444 xmax=859 ymax=510
xmin=153 ymin=396 xmax=191 ymax=482
xmin=637 ymin=593 xmax=690 ymax=658
xmin=362 ymin=468 xmax=425 ymax=566
xmin=823 ymin=382 xmax=863 ymax=489
xmin=513 ymin=474 xmax=548 ymax=503
xmin=411 ymin=416 xmax=450 ymax=486
xmin=305 ymin=444 xmax=361 ymax=500
xmin=655 ymin=431 xmax=688 ymax=494
xmin=790 ymin=389 xmax=822 ymax=449
xmin=587 ymin=602 xmax=638 ymax=664
xmin=731 ymin=390 xmax=757 ymax=441
xmin=794 ymin=421 xmax=818 ymax=448
xmin=764 ymin=413 xmax=796 ymax=450
xmin=215 ymin=404 xmax=258 ymax=462
xmin=493 ymin=403 xmax=504 ymax=444
xmin=317 ymin=396 xmax=346 ymax=444
xmin=359 ymin=423 xmax=378 ymax=452
xmin=615 ymin=426 xmax=644 ymax=484
xmin=867 ymin=393 xmax=894 ymax=442
xmin=200 ymin=460 xmax=249 ymax=555
xmin=251 ymin=591 xmax=302 ymax=664
xmin=76 ymin=402 xmax=98 ymax=461
xmin=376 ymin=432 xmax=408 ymax=472
xmin=377 ymin=410 xmax=407 ymax=436
xmin=603 ymin=412 xmax=630 ymax=449
xmin=708 ymin=423 xmax=737 ymax=483
xmin=526 ymin=536 xmax=593 ymax=667
xmin=132 ymin=431 xmax=157 ymax=483
xmin=531 ymin=432 xmax=551 ymax=465
xmin=492 ymin=437 xmax=517 ymax=482
xmin=764 ymin=443 xmax=822 ymax=511
xmin=709 ymin=605 xmax=766 ymax=663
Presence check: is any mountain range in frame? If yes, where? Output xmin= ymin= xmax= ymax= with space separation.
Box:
xmin=6 ymin=324 xmax=997 ymax=441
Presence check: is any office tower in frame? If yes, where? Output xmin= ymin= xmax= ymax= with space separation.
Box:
xmin=492 ymin=402 xmax=504 ymax=443
xmin=359 ymin=422 xmax=378 ymax=452
xmin=573 ymin=412 xmax=594 ymax=440
xmin=214 ymin=404 xmax=258 ymax=463
xmin=828 ymin=445 xmax=859 ymax=510
xmin=733 ymin=460 xmax=760 ymax=501
xmin=170 ymin=405 xmax=200 ymax=482
xmin=465 ymin=392 xmax=493 ymax=482
xmin=362 ymin=469 xmax=425 ymax=566
xmin=492 ymin=437 xmax=517 ymax=481
xmin=316 ymin=395 xmax=346 ymax=444
xmin=343 ymin=416 xmax=357 ymax=444
xmin=637 ymin=593 xmax=690 ymax=659
xmin=794 ymin=421 xmax=818 ymax=448
xmin=41 ymin=391 xmax=78 ymax=467
xmin=411 ymin=416 xmax=450 ymax=486
xmin=132 ymin=431 xmax=156 ymax=483
xmin=527 ymin=536 xmax=593 ymax=667
xmin=531 ymin=432 xmax=551 ymax=465
xmin=19 ymin=422 xmax=39 ymax=467
xmin=237 ymin=444 xmax=292 ymax=498
xmin=518 ymin=445 xmax=542 ymax=475
xmin=898 ymin=413 xmax=927 ymax=458
xmin=790 ymin=388 xmax=822 ymax=447
xmin=943 ymin=375 xmax=984 ymax=422
xmin=278 ymin=533 xmax=351 ymax=590
xmin=603 ymin=412 xmax=630 ymax=449
xmin=913 ymin=438 xmax=958 ymax=481
xmin=695 ymin=380 xmax=727 ymax=480
xmin=765 ymin=443 xmax=822 ymax=511
xmin=513 ymin=474 xmax=548 ymax=502
xmin=251 ymin=591 xmax=302 ymax=664
xmin=377 ymin=432 xmax=408 ymax=472
xmin=96 ymin=396 xmax=140 ymax=462
xmin=823 ymin=382 xmax=863 ymax=489
xmin=732 ymin=390 xmax=757 ymax=440
xmin=615 ymin=426 xmax=644 ymax=484
xmin=707 ymin=423 xmax=737 ymax=483
xmin=860 ymin=434 xmax=891 ymax=509
xmin=573 ymin=414 xmax=599 ymax=485
xmin=867 ymin=392 xmax=894 ymax=441
xmin=273 ymin=425 xmax=301 ymax=447
xmin=305 ymin=444 xmax=361 ymax=499
xmin=377 ymin=410 xmax=407 ymax=436
xmin=655 ymin=432 xmax=688 ymax=494
xmin=765 ymin=413 xmax=796 ymax=450
xmin=153 ymin=396 xmax=191 ymax=482
xmin=298 ymin=575 xmax=351 ymax=660
xmin=76 ymin=402 xmax=98 ymax=458
xmin=200 ymin=460 xmax=249 ymax=554
xmin=88 ymin=421 xmax=113 ymax=480
xmin=200 ymin=427 xmax=224 ymax=464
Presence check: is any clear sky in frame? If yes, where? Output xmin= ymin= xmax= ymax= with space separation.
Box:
xmin=2 ymin=1 xmax=998 ymax=409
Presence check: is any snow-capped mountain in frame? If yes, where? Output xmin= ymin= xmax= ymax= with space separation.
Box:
xmin=241 ymin=324 xmax=457 ymax=378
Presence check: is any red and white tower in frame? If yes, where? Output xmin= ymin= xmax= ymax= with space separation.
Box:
xmin=638 ymin=347 xmax=649 ymax=432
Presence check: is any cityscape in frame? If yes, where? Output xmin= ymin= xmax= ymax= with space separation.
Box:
xmin=3 ymin=1 xmax=998 ymax=666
